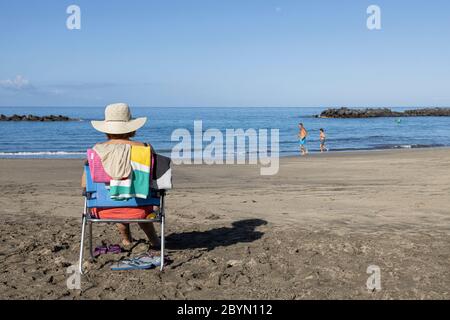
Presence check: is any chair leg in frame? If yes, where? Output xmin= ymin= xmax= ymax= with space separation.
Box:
xmin=160 ymin=214 xmax=165 ymax=271
xmin=88 ymin=222 xmax=95 ymax=261
xmin=159 ymin=193 xmax=166 ymax=272
xmin=78 ymin=216 xmax=87 ymax=275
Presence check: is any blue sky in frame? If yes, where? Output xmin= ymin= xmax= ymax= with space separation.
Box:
xmin=0 ymin=0 xmax=449 ymax=107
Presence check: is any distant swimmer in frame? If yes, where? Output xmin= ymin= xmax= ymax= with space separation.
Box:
xmin=298 ymin=123 xmax=308 ymax=155
xmin=319 ymin=128 xmax=328 ymax=152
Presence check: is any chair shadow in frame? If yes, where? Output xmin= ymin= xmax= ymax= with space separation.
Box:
xmin=165 ymin=218 xmax=267 ymax=251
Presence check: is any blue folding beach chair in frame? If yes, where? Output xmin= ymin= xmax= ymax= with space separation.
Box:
xmin=79 ymin=163 xmax=168 ymax=274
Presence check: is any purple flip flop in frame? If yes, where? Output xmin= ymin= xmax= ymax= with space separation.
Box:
xmin=93 ymin=244 xmax=122 ymax=257
xmin=107 ymin=244 xmax=122 ymax=254
xmin=93 ymin=246 xmax=108 ymax=257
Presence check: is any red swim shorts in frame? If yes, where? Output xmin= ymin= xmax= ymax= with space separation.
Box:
xmin=90 ymin=206 xmax=154 ymax=220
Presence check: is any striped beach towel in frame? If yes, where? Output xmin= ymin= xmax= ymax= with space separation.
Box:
xmin=109 ymin=145 xmax=151 ymax=200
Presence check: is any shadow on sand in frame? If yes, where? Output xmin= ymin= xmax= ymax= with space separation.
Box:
xmin=165 ymin=219 xmax=267 ymax=251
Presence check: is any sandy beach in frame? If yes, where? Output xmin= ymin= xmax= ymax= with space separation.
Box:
xmin=0 ymin=148 xmax=449 ymax=299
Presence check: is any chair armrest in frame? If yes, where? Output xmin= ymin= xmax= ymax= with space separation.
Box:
xmin=82 ymin=188 xmax=95 ymax=199
xmin=153 ymin=189 xmax=166 ymax=197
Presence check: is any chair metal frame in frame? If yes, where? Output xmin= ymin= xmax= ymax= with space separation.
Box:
xmin=78 ymin=176 xmax=166 ymax=275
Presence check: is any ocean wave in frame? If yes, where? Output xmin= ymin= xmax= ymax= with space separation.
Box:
xmin=0 ymin=143 xmax=448 ymax=159
xmin=0 ymin=151 xmax=85 ymax=156
xmin=371 ymin=144 xmax=443 ymax=150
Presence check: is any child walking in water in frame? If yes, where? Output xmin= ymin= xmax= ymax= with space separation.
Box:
xmin=319 ymin=128 xmax=328 ymax=152
xmin=298 ymin=123 xmax=308 ymax=155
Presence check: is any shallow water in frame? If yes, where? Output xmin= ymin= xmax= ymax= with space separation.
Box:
xmin=0 ymin=107 xmax=449 ymax=158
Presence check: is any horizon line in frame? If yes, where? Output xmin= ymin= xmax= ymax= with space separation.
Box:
xmin=1 ymin=105 xmax=450 ymax=109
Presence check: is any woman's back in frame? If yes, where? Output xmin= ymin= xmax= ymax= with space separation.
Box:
xmin=86 ymin=103 xmax=159 ymax=248
xmin=98 ymin=139 xmax=145 ymax=147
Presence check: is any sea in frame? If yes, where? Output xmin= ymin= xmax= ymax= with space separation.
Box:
xmin=0 ymin=107 xmax=449 ymax=159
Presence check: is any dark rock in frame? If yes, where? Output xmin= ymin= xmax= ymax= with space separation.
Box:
xmin=318 ymin=107 xmax=450 ymax=118
xmin=0 ymin=114 xmax=77 ymax=121
xmin=51 ymin=243 xmax=70 ymax=253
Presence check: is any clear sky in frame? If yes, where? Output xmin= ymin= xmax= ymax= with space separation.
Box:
xmin=0 ymin=0 xmax=449 ymax=107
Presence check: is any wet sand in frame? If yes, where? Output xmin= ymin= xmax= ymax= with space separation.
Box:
xmin=0 ymin=148 xmax=449 ymax=299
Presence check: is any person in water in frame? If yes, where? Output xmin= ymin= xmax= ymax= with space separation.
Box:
xmin=319 ymin=128 xmax=328 ymax=152
xmin=298 ymin=123 xmax=308 ymax=155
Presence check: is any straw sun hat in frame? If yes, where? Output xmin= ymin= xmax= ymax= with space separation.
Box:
xmin=91 ymin=103 xmax=147 ymax=134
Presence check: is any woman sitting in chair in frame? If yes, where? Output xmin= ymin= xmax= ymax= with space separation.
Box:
xmin=81 ymin=103 xmax=160 ymax=249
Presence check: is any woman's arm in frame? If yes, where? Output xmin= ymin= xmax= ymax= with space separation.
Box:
xmin=81 ymin=170 xmax=86 ymax=188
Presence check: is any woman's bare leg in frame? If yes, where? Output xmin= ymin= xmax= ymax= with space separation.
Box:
xmin=138 ymin=223 xmax=160 ymax=248
xmin=116 ymin=223 xmax=132 ymax=246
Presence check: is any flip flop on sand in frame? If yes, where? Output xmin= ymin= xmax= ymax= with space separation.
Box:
xmin=93 ymin=244 xmax=122 ymax=257
xmin=110 ymin=252 xmax=161 ymax=271
xmin=93 ymin=246 xmax=108 ymax=258
xmin=107 ymin=244 xmax=122 ymax=254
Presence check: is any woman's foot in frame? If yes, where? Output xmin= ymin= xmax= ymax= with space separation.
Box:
xmin=122 ymin=238 xmax=133 ymax=247
xmin=138 ymin=222 xmax=160 ymax=249
xmin=117 ymin=223 xmax=133 ymax=247
xmin=149 ymin=241 xmax=161 ymax=251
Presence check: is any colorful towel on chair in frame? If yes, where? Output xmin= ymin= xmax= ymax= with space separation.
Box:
xmin=87 ymin=149 xmax=113 ymax=183
xmin=93 ymin=144 xmax=132 ymax=180
xmin=109 ymin=145 xmax=151 ymax=200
